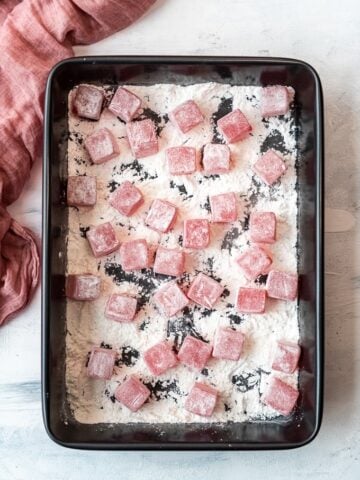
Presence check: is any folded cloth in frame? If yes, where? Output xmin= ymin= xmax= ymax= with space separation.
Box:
xmin=0 ymin=0 xmax=155 ymax=325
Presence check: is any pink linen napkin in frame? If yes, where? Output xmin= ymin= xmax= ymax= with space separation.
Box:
xmin=0 ymin=0 xmax=155 ymax=325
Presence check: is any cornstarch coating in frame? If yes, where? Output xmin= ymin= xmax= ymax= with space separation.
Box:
xmin=66 ymin=82 xmax=299 ymax=424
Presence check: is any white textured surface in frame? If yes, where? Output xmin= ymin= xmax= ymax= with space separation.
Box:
xmin=1 ymin=0 xmax=360 ymax=478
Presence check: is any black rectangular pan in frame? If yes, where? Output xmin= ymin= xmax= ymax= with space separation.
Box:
xmin=42 ymin=56 xmax=324 ymax=450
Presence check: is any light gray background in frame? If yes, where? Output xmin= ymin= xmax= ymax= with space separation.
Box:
xmin=1 ymin=0 xmax=359 ymax=478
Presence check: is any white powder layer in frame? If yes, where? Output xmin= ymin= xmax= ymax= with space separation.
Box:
xmin=66 ymin=82 xmax=299 ymax=424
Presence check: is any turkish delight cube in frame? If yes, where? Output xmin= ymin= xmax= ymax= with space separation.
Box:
xmin=166 ymin=146 xmax=197 ymax=175
xmin=119 ymin=239 xmax=150 ymax=271
xmin=85 ymin=128 xmax=119 ymax=164
xmin=212 ymin=327 xmax=245 ymax=361
xmin=237 ymin=287 xmax=266 ymax=314
xmin=105 ymin=294 xmax=137 ymax=322
xmin=202 ymin=143 xmax=231 ymax=174
xmin=249 ymin=211 xmax=276 ymax=244
xmin=108 ymin=87 xmax=141 ymax=122
xmin=66 ymin=274 xmax=101 ymax=301
xmin=217 ymin=109 xmax=252 ymax=143
xmin=262 ymin=376 xmax=299 ymax=416
xmin=114 ymin=375 xmax=151 ymax=412
xmin=253 ymin=150 xmax=286 ymax=185
xmin=86 ymin=222 xmax=120 ymax=258
xmin=87 ymin=347 xmax=116 ymax=380
xmin=153 ymin=281 xmax=189 ymax=317
xmin=266 ymin=270 xmax=298 ymax=301
xmin=110 ymin=181 xmax=144 ymax=216
xmin=169 ymin=100 xmax=203 ymax=133
xmin=261 ymin=86 xmax=291 ymax=118
xmin=185 ymin=382 xmax=218 ymax=417
xmin=144 ymin=341 xmax=178 ymax=376
xmin=210 ymin=192 xmax=237 ymax=223
xmin=236 ymin=245 xmax=272 ymax=281
xmin=145 ymin=199 xmax=177 ymax=233
xmin=67 ymin=176 xmax=96 ymax=207
xmin=126 ymin=119 xmax=158 ymax=158
xmin=183 ymin=219 xmax=210 ymax=249
xmin=272 ymin=340 xmax=301 ymax=374
xmin=178 ymin=335 xmax=212 ymax=371
xmin=73 ymin=85 xmax=104 ymax=120
xmin=187 ymin=272 xmax=224 ymax=309
xmin=153 ymin=246 xmax=185 ymax=277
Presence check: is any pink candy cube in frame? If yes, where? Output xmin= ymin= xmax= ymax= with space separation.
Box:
xmin=73 ymin=85 xmax=104 ymax=120
xmin=153 ymin=281 xmax=189 ymax=317
xmin=236 ymin=245 xmax=272 ymax=281
xmin=202 ymin=143 xmax=231 ymax=174
xmin=85 ymin=128 xmax=119 ymax=164
xmin=67 ymin=176 xmax=96 ymax=207
xmin=86 ymin=222 xmax=120 ymax=258
xmin=183 ymin=219 xmax=210 ymax=249
xmin=105 ymin=294 xmax=137 ymax=322
xmin=169 ymin=100 xmax=203 ymax=133
xmin=108 ymin=87 xmax=142 ymax=122
xmin=210 ymin=192 xmax=237 ymax=223
xmin=261 ymin=86 xmax=291 ymax=118
xmin=66 ymin=274 xmax=101 ymax=301
xmin=153 ymin=246 xmax=185 ymax=277
xmin=144 ymin=341 xmax=178 ymax=376
xmin=145 ymin=199 xmax=177 ymax=233
xmin=272 ymin=340 xmax=301 ymax=374
xmin=126 ymin=119 xmax=158 ymax=158
xmin=185 ymin=382 xmax=218 ymax=417
xmin=115 ymin=375 xmax=151 ymax=412
xmin=262 ymin=376 xmax=299 ymax=416
xmin=249 ymin=211 xmax=276 ymax=244
xmin=266 ymin=270 xmax=298 ymax=301
xmin=178 ymin=335 xmax=212 ymax=371
xmin=253 ymin=150 xmax=287 ymax=185
xmin=119 ymin=239 xmax=150 ymax=271
xmin=237 ymin=287 xmax=266 ymax=314
xmin=87 ymin=347 xmax=116 ymax=380
xmin=110 ymin=181 xmax=144 ymax=216
xmin=187 ymin=272 xmax=224 ymax=309
xmin=212 ymin=327 xmax=245 ymax=361
xmin=217 ymin=109 xmax=252 ymax=143
xmin=166 ymin=146 xmax=197 ymax=175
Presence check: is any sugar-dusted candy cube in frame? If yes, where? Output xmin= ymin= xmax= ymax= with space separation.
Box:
xmin=119 ymin=239 xmax=150 ymax=271
xmin=145 ymin=199 xmax=177 ymax=233
xmin=178 ymin=335 xmax=212 ymax=371
xmin=110 ymin=181 xmax=143 ymax=216
xmin=166 ymin=146 xmax=197 ymax=175
xmin=272 ymin=340 xmax=301 ymax=374
xmin=87 ymin=347 xmax=116 ymax=380
xmin=153 ymin=246 xmax=185 ymax=277
xmin=236 ymin=245 xmax=272 ymax=281
xmin=105 ymin=294 xmax=137 ymax=322
xmin=84 ymin=128 xmax=119 ymax=165
xmin=210 ymin=192 xmax=237 ymax=223
xmin=67 ymin=176 xmax=96 ymax=207
xmin=212 ymin=327 xmax=245 ymax=361
xmin=217 ymin=109 xmax=252 ymax=143
xmin=202 ymin=143 xmax=231 ymax=174
xmin=262 ymin=376 xmax=299 ymax=416
xmin=249 ymin=211 xmax=276 ymax=244
xmin=185 ymin=382 xmax=218 ymax=417
xmin=237 ymin=287 xmax=266 ymax=314
xmin=126 ymin=119 xmax=158 ymax=158
xmin=187 ymin=272 xmax=224 ymax=309
xmin=261 ymin=86 xmax=292 ymax=118
xmin=266 ymin=270 xmax=298 ymax=301
xmin=253 ymin=150 xmax=287 ymax=185
xmin=115 ymin=375 xmax=151 ymax=412
xmin=108 ymin=87 xmax=141 ymax=122
xmin=86 ymin=222 xmax=120 ymax=258
xmin=183 ymin=219 xmax=210 ymax=249
xmin=144 ymin=341 xmax=178 ymax=376
xmin=73 ymin=85 xmax=104 ymax=120
xmin=66 ymin=274 xmax=101 ymax=301
xmin=169 ymin=100 xmax=203 ymax=133
xmin=154 ymin=281 xmax=189 ymax=317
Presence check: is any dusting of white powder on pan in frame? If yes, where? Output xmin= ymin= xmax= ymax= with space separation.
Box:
xmin=66 ymin=83 xmax=299 ymax=424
